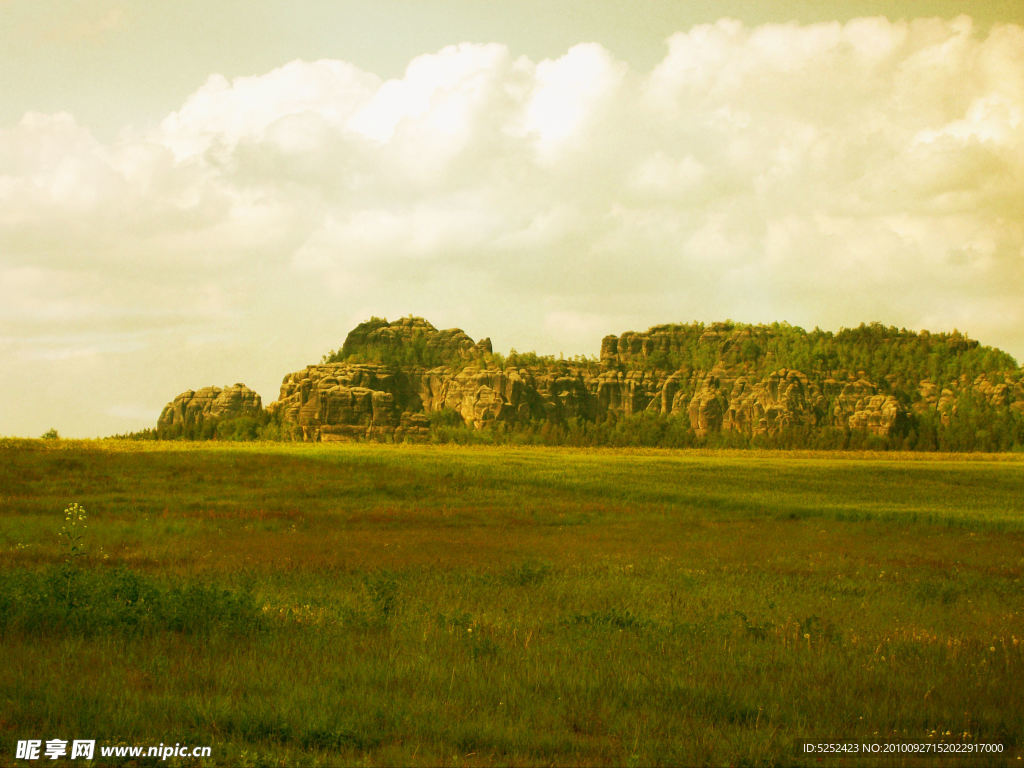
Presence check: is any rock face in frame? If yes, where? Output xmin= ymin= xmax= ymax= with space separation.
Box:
xmin=264 ymin=359 xmax=917 ymax=442
xmin=158 ymin=317 xmax=1024 ymax=445
xmin=157 ymin=383 xmax=262 ymax=438
xmin=268 ymin=363 xmax=429 ymax=442
xmin=327 ymin=316 xmax=491 ymax=367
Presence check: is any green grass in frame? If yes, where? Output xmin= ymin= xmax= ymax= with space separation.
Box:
xmin=1 ymin=440 xmax=1022 ymax=766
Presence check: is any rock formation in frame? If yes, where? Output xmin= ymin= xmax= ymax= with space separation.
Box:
xmin=157 ymin=317 xmax=1024 ymax=447
xmin=325 ymin=316 xmax=491 ymax=367
xmin=157 ymin=383 xmax=262 ymax=438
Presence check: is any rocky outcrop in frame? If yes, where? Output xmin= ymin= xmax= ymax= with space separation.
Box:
xmin=329 ymin=316 xmax=491 ymax=367
xmin=829 ymin=379 xmax=900 ymax=436
xmin=263 ymin=358 xmax=680 ymax=440
xmin=267 ymin=363 xmax=426 ymax=441
xmin=970 ymin=373 xmax=1023 ymax=410
xmin=721 ymin=369 xmax=825 ymax=437
xmin=914 ymin=372 xmax=1024 ymax=426
xmin=157 ymin=384 xmax=262 ymax=437
xmin=157 ymin=317 xmax=1024 ymax=445
xmin=601 ymin=323 xmax=773 ymax=369
xmin=262 ymin=360 xmax=919 ymax=442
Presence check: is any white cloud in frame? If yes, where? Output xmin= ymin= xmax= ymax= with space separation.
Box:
xmin=158 ymin=59 xmax=379 ymax=159
xmin=523 ymin=43 xmax=626 ymax=149
xmin=2 ymin=19 xmax=1024 ymax=436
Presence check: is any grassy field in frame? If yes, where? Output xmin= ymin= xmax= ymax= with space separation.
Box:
xmin=1 ymin=440 xmax=1022 ymax=766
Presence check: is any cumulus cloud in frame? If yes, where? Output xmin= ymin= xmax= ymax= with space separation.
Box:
xmin=2 ymin=17 xmax=1024 ymax=435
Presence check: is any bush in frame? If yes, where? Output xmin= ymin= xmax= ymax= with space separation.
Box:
xmin=0 ymin=568 xmax=261 ymax=637
xmin=216 ymin=416 xmax=261 ymax=441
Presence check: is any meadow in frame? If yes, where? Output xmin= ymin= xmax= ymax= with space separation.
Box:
xmin=0 ymin=439 xmax=1022 ymax=766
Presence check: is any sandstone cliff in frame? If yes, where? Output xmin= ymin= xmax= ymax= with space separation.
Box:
xmin=157 ymin=317 xmax=1024 ymax=448
xmin=157 ymin=383 xmax=262 ymax=438
xmin=324 ymin=316 xmax=492 ymax=367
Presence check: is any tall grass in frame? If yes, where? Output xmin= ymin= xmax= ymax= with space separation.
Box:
xmin=0 ymin=441 xmax=1022 ymax=765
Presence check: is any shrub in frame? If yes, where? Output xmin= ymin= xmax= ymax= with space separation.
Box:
xmin=0 ymin=567 xmax=261 ymax=637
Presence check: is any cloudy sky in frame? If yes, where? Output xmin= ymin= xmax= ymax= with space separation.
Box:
xmin=2 ymin=1 xmax=1023 ymax=437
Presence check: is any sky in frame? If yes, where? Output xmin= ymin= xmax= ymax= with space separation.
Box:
xmin=2 ymin=1 xmax=1023 ymax=437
